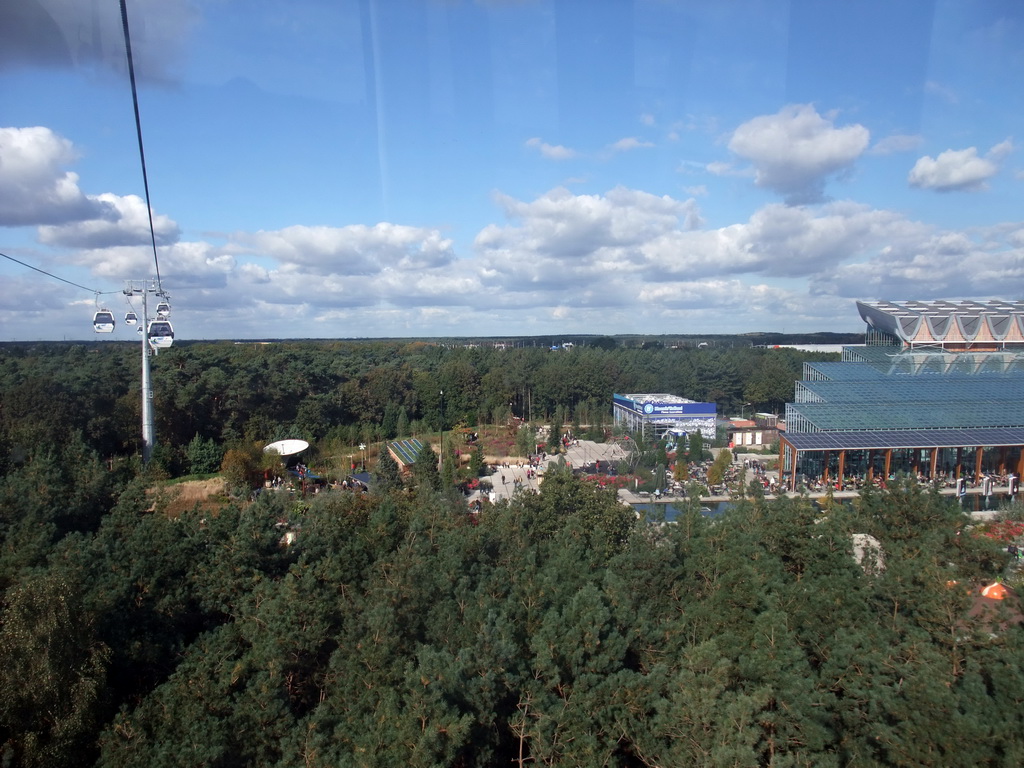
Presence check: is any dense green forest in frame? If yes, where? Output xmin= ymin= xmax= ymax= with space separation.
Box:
xmin=2 ymin=341 xmax=1022 ymax=766
xmin=0 ymin=339 xmax=818 ymax=470
xmin=0 ymin=457 xmax=1021 ymax=766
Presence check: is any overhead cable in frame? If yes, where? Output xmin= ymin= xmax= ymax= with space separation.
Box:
xmin=0 ymin=251 xmax=116 ymax=294
xmin=119 ymin=0 xmax=163 ymax=292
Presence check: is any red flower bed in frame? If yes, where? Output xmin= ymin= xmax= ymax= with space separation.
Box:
xmin=977 ymin=520 xmax=1024 ymax=542
xmin=582 ymin=473 xmax=640 ymax=489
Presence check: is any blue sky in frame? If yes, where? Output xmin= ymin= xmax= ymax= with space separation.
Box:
xmin=1 ymin=0 xmax=1022 ymax=341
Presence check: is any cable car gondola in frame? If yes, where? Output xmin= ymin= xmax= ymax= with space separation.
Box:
xmin=147 ymin=319 xmax=174 ymax=349
xmin=124 ymin=311 xmax=138 ymax=325
xmin=155 ymin=301 xmax=171 ymax=319
xmin=93 ymin=309 xmax=115 ymax=333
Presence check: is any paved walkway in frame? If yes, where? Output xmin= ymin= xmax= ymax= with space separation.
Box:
xmin=484 ymin=460 xmax=544 ymax=502
xmin=560 ymin=439 xmax=632 ymax=470
xmin=470 ymin=439 xmax=633 ymax=504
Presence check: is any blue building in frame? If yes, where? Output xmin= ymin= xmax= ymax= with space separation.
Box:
xmin=612 ymin=393 xmax=717 ymax=442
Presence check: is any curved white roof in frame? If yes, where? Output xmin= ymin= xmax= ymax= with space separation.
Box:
xmin=857 ymin=299 xmax=1024 ymax=347
xmin=264 ymin=439 xmax=309 ymax=456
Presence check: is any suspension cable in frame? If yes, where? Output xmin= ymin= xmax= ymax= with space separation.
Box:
xmin=0 ymin=251 xmax=117 ymax=295
xmin=119 ymin=0 xmax=163 ymax=293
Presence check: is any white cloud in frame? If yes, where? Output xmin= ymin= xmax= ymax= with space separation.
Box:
xmin=607 ymin=137 xmax=654 ymax=152
xmin=638 ymin=201 xmax=919 ymax=280
xmin=473 ymin=189 xmax=939 ymax=310
xmin=233 ymin=223 xmax=456 ymax=276
xmin=73 ymin=240 xmax=235 ymax=287
xmin=524 ymin=137 xmax=577 ymax=160
xmin=705 ymin=161 xmax=739 ymax=176
xmin=639 ymin=113 xmax=655 ymax=126
xmin=726 ymin=104 xmax=870 ymax=204
xmin=817 ymin=223 xmax=1024 ymax=299
xmin=0 ymin=126 xmax=108 ymax=226
xmin=481 ymin=185 xmax=702 ymax=255
xmin=38 ymin=192 xmax=180 ymax=248
xmin=988 ymin=138 xmax=1015 ymax=161
xmin=907 ymin=140 xmax=1012 ymax=191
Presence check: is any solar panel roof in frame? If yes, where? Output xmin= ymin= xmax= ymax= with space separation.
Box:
xmin=389 ymin=438 xmax=424 ymax=465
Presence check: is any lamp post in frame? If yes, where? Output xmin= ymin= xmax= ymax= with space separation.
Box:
xmin=359 ymin=443 xmax=366 ymax=472
xmin=741 ymin=402 xmax=752 ymax=419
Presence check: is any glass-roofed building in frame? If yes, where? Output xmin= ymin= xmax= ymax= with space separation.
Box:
xmin=779 ymin=301 xmax=1024 ymax=491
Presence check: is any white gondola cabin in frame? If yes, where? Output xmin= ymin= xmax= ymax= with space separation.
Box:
xmin=93 ymin=310 xmax=115 ymax=333
xmin=124 ymin=311 xmax=138 ymax=325
xmin=147 ymin=319 xmax=174 ymax=349
xmin=155 ymin=301 xmax=171 ymax=319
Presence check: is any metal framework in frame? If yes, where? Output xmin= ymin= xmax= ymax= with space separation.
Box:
xmin=780 ymin=342 xmax=1024 ymax=491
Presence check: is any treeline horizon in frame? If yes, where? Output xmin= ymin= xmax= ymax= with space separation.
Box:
xmin=1 ymin=329 xmax=863 ymax=348
xmin=1 ymin=339 xmax=832 ymax=476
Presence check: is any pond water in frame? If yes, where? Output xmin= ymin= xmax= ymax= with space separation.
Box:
xmin=632 ymin=492 xmax=1021 ymax=522
xmin=632 ymin=501 xmax=735 ymax=521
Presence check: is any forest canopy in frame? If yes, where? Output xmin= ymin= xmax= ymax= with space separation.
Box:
xmin=1 ymin=340 xmax=1022 ymax=766
xmin=0 ymin=462 xmax=1020 ymax=767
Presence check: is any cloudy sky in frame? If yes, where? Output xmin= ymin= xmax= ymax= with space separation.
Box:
xmin=1 ymin=0 xmax=1022 ymax=341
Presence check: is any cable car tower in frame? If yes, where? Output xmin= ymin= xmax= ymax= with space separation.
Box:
xmin=123 ymin=279 xmax=172 ymax=463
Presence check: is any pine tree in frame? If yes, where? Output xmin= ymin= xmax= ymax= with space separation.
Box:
xmin=396 ymin=407 xmax=410 ymax=438
xmin=185 ymin=433 xmax=222 ymax=475
xmin=373 ymin=447 xmax=403 ymax=493
xmin=412 ymin=442 xmax=440 ymax=491
xmin=469 ymin=444 xmax=485 ymax=477
xmin=0 ymin=574 xmax=110 ymax=768
xmin=688 ymin=431 xmax=705 ymax=462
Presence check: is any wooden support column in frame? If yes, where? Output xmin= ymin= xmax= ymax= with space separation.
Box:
xmin=974 ymin=447 xmax=984 ymax=484
xmin=823 ymin=451 xmax=830 ymax=484
xmin=778 ymin=438 xmax=785 ymax=486
xmin=780 ymin=437 xmax=798 ymax=492
xmin=930 ymin=447 xmax=938 ymax=480
xmin=837 ymin=450 xmax=845 ymax=488
xmin=884 ymin=449 xmax=892 ymax=481
xmin=1017 ymin=447 xmax=1024 ymax=484
xmin=867 ymin=450 xmax=874 ymax=482
xmin=956 ymin=447 xmax=963 ymax=479
xmin=788 ymin=444 xmax=796 ymax=491
xmin=790 ymin=443 xmax=800 ymax=492
xmin=999 ymin=447 xmax=1008 ymax=475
